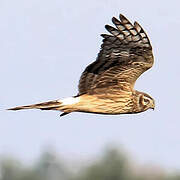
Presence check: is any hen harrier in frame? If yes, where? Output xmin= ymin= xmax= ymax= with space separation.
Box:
xmin=8 ymin=14 xmax=155 ymax=116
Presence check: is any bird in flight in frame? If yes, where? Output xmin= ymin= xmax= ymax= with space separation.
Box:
xmin=8 ymin=14 xmax=155 ymax=116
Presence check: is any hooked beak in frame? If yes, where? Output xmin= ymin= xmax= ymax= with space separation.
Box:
xmin=151 ymin=101 xmax=155 ymax=111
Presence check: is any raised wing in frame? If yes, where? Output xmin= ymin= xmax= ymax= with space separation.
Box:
xmin=78 ymin=14 xmax=153 ymax=95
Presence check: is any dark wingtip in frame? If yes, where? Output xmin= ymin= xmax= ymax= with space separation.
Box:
xmin=101 ymin=34 xmax=106 ymax=38
xmin=105 ymin=24 xmax=115 ymax=32
xmin=105 ymin=24 xmax=110 ymax=29
xmin=119 ymin=14 xmax=125 ymax=19
xmin=119 ymin=14 xmax=129 ymax=23
xmin=112 ymin=17 xmax=120 ymax=25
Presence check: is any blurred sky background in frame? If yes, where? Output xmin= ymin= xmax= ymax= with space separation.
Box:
xmin=1 ymin=0 xmax=180 ymax=170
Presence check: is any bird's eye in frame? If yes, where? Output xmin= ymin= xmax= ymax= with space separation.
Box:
xmin=143 ymin=97 xmax=149 ymax=105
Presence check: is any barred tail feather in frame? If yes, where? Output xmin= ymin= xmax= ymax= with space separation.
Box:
xmin=7 ymin=97 xmax=80 ymax=115
xmin=7 ymin=100 xmax=63 ymax=111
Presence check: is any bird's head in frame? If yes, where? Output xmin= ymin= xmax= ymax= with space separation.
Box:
xmin=137 ymin=92 xmax=155 ymax=112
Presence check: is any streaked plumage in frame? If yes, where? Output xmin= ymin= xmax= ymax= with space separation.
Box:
xmin=8 ymin=14 xmax=155 ymax=116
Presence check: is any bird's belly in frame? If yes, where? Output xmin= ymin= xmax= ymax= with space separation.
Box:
xmin=73 ymin=94 xmax=134 ymax=115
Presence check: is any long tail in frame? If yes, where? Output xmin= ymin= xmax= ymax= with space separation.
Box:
xmin=7 ymin=100 xmax=63 ymax=111
xmin=7 ymin=97 xmax=80 ymax=117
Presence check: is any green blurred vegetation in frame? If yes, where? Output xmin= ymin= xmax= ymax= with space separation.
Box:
xmin=0 ymin=147 xmax=180 ymax=180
